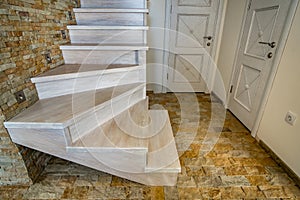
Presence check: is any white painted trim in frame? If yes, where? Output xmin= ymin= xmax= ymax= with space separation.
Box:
xmin=227 ymin=0 xmax=299 ymax=137
xmin=162 ymin=0 xmax=172 ymax=93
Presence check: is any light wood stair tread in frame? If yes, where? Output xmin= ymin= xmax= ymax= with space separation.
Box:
xmin=4 ymin=83 xmax=144 ymax=129
xmin=73 ymin=8 xmax=149 ymax=13
xmin=67 ymin=25 xmax=149 ymax=30
xmin=31 ymin=64 xmax=142 ymax=83
xmin=69 ymin=109 xmax=180 ymax=172
xmin=69 ymin=116 xmax=149 ymax=151
xmin=60 ymin=44 xmax=149 ymax=50
xmin=146 ymin=110 xmax=181 ymax=173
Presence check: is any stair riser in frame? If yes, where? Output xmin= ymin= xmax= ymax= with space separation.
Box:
xmin=35 ymin=68 xmax=145 ymax=99
xmin=80 ymin=0 xmax=146 ymax=9
xmin=7 ymin=128 xmax=147 ymax=173
xmin=62 ymin=50 xmax=146 ymax=65
xmin=69 ymin=29 xmax=147 ymax=44
xmin=69 ymin=85 xmax=146 ymax=142
xmin=75 ymin=13 xmax=146 ymax=26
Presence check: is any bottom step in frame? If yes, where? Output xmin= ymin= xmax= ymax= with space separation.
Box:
xmin=8 ymin=102 xmax=180 ymax=185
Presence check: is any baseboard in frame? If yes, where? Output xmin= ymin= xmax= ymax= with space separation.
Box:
xmin=259 ymin=140 xmax=300 ymax=188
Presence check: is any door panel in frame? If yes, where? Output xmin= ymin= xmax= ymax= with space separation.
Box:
xmin=234 ymin=64 xmax=261 ymax=111
xmin=229 ymin=0 xmax=292 ymax=130
xmin=174 ymin=54 xmax=203 ymax=82
xmin=168 ymin=0 xmax=220 ymax=92
xmin=176 ymin=14 xmax=209 ymax=47
xmin=245 ymin=6 xmax=279 ymax=58
xmin=178 ymin=0 xmax=212 ymax=7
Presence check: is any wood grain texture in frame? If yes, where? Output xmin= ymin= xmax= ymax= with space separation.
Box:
xmin=32 ymin=64 xmax=145 ymax=99
xmin=69 ymin=29 xmax=147 ymax=44
xmin=31 ymin=64 xmax=141 ymax=83
xmin=67 ymin=25 xmax=149 ymax=30
xmin=80 ymin=0 xmax=146 ymax=9
xmin=75 ymin=12 xmax=146 ymax=26
xmin=61 ymin=49 xmax=147 ymax=65
xmin=68 ymin=84 xmax=146 ymax=141
xmin=60 ymin=44 xmax=148 ymax=50
xmin=4 ymin=83 xmax=145 ymax=129
xmin=71 ymin=98 xmax=149 ymax=146
xmin=8 ymin=126 xmax=178 ymax=185
xmin=73 ymin=8 xmax=149 ymax=13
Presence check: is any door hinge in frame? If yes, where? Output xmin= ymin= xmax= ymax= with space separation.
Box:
xmin=247 ymin=0 xmax=252 ymax=10
xmin=170 ymin=4 xmax=173 ymax=13
xmin=230 ymin=85 xmax=233 ymax=93
xmin=167 ymin=73 xmax=169 ymax=80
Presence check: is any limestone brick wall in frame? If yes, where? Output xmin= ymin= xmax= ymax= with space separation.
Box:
xmin=0 ymin=0 xmax=78 ymax=185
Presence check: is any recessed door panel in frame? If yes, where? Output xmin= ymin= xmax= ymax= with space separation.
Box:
xmin=173 ymin=54 xmax=203 ymax=82
xmin=178 ymin=0 xmax=212 ymax=7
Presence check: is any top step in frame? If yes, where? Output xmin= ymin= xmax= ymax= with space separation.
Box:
xmin=80 ymin=0 xmax=147 ymax=9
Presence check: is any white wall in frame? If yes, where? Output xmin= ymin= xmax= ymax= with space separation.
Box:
xmin=257 ymin=5 xmax=300 ymax=177
xmin=146 ymin=0 xmax=166 ymax=92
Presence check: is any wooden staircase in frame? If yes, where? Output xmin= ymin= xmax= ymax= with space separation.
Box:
xmin=4 ymin=0 xmax=180 ymax=186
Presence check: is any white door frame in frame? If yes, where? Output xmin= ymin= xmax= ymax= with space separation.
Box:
xmin=227 ymin=0 xmax=299 ymax=137
xmin=161 ymin=0 xmax=226 ymax=93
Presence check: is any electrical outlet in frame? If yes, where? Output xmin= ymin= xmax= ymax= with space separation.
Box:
xmin=285 ymin=111 xmax=297 ymax=126
xmin=61 ymin=30 xmax=66 ymax=39
xmin=45 ymin=52 xmax=52 ymax=64
xmin=14 ymin=90 xmax=26 ymax=104
xmin=68 ymin=11 xmax=73 ymax=20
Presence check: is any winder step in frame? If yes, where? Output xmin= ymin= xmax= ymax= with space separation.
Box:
xmin=31 ymin=64 xmax=145 ymax=99
xmin=4 ymin=83 xmax=146 ymax=141
xmin=68 ymin=108 xmax=180 ymax=174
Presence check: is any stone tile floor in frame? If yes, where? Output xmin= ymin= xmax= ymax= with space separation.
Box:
xmin=1 ymin=93 xmax=300 ymax=199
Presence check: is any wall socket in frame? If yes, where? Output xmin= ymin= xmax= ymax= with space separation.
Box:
xmin=14 ymin=90 xmax=26 ymax=104
xmin=61 ymin=30 xmax=66 ymax=39
xmin=285 ymin=111 xmax=297 ymax=126
xmin=45 ymin=52 xmax=52 ymax=64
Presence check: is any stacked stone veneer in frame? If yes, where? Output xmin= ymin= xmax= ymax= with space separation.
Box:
xmin=0 ymin=0 xmax=78 ymax=185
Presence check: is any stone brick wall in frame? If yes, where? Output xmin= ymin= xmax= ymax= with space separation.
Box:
xmin=0 ymin=0 xmax=78 ymax=185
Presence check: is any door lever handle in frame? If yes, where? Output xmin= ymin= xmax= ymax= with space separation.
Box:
xmin=259 ymin=41 xmax=276 ymax=48
xmin=203 ymin=36 xmax=212 ymax=40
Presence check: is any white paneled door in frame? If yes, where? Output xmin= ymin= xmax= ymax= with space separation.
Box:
xmin=167 ymin=0 xmax=221 ymax=92
xmin=229 ymin=0 xmax=293 ymax=130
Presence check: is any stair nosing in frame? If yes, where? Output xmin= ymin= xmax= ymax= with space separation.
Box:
xmin=4 ymin=83 xmax=145 ymax=129
xmin=31 ymin=64 xmax=143 ymax=83
xmin=4 ymin=121 xmax=65 ymax=129
xmin=66 ymin=146 xmax=148 ymax=152
xmin=67 ymin=25 xmax=149 ymax=30
xmin=60 ymin=44 xmax=149 ymax=51
xmin=73 ymin=8 xmax=149 ymax=13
